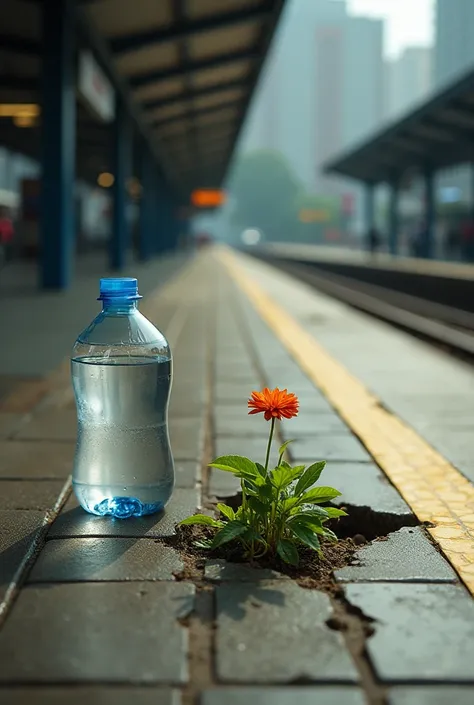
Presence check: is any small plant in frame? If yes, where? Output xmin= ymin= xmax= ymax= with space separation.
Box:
xmin=179 ymin=387 xmax=346 ymax=566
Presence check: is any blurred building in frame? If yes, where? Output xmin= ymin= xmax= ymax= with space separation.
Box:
xmin=241 ymin=0 xmax=383 ymax=217
xmin=434 ymin=0 xmax=474 ymax=206
xmin=435 ymin=0 xmax=474 ymax=86
xmin=385 ymin=47 xmax=433 ymax=119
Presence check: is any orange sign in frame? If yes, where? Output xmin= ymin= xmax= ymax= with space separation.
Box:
xmin=298 ymin=208 xmax=330 ymax=223
xmin=191 ymin=189 xmax=227 ymax=208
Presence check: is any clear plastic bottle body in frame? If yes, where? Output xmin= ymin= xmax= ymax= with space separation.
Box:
xmin=71 ymin=287 xmax=174 ymax=519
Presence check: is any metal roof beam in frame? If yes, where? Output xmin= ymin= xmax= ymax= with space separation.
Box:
xmin=142 ymin=77 xmax=246 ymax=110
xmin=130 ymin=47 xmax=256 ymax=88
xmin=110 ymin=3 xmax=272 ymax=55
xmin=153 ymin=97 xmax=242 ymax=128
xmin=73 ymin=4 xmax=178 ymax=191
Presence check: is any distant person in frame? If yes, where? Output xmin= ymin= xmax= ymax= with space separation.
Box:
xmin=0 ymin=206 xmax=14 ymax=266
xmin=366 ymin=226 xmax=381 ymax=255
xmin=460 ymin=219 xmax=474 ymax=262
xmin=445 ymin=225 xmax=460 ymax=260
xmin=409 ymin=223 xmax=425 ymax=258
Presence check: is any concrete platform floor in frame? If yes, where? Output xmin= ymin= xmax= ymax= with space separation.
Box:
xmin=0 ymin=248 xmax=473 ymax=704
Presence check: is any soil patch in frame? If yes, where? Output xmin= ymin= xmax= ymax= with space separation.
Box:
xmin=167 ymin=524 xmax=356 ymax=594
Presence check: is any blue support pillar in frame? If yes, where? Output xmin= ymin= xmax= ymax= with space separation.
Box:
xmin=153 ymin=172 xmax=167 ymax=255
xmin=388 ymin=177 xmax=400 ymax=256
xmin=110 ymin=99 xmax=131 ymax=270
xmin=40 ymin=0 xmax=75 ymax=290
xmin=364 ymin=182 xmax=375 ymax=235
xmin=423 ymin=167 xmax=435 ymax=259
xmin=138 ymin=145 xmax=154 ymax=262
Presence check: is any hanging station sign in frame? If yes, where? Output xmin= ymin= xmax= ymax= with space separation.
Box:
xmin=78 ymin=51 xmax=115 ymax=123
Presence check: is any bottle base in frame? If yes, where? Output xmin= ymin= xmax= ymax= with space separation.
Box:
xmin=73 ymin=482 xmax=171 ymax=519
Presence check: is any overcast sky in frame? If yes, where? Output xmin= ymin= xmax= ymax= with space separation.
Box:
xmin=346 ymin=0 xmax=434 ymax=58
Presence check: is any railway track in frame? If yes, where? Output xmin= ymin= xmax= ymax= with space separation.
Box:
xmin=261 ymin=256 xmax=474 ymax=359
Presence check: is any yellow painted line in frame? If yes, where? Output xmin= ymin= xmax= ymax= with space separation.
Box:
xmin=218 ymin=247 xmax=474 ymax=596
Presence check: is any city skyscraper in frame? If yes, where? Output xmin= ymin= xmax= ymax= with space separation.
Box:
xmin=240 ymin=0 xmax=384 ymax=198
xmin=435 ymin=0 xmax=474 ymax=86
xmin=385 ymin=47 xmax=433 ymax=119
xmin=434 ymin=0 xmax=474 ymax=204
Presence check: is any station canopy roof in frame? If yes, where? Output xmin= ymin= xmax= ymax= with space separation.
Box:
xmin=324 ymin=66 xmax=474 ymax=185
xmin=0 ymin=0 xmax=285 ymax=198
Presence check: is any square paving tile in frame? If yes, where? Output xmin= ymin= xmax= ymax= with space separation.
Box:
xmin=291 ymin=435 xmax=371 ymax=463
xmin=209 ymin=469 xmax=241 ymax=497
xmin=0 ymin=510 xmax=45 ymax=602
xmin=387 ymin=687 xmax=474 ymax=705
xmin=174 ymin=460 xmax=200 ymax=488
xmin=335 ymin=527 xmax=456 ymax=583
xmin=201 ymin=688 xmax=367 ymax=705
xmin=279 ymin=413 xmax=349 ymax=437
xmin=0 ymin=582 xmax=195 ymax=683
xmin=216 ymin=581 xmax=358 ymax=683
xmin=48 ymin=489 xmax=200 ymax=539
xmin=0 ymin=688 xmax=181 ymax=705
xmin=0 ymin=413 xmax=25 ymax=439
xmin=214 ymin=411 xmax=271 ymax=438
xmin=0 ymin=440 xmax=74 ymax=479
xmin=169 ymin=418 xmax=204 ymax=461
xmin=345 ymin=583 xmax=474 ymax=682
xmin=214 ymin=437 xmax=282 ymax=466
xmin=29 ymin=538 xmax=183 ymax=582
xmin=205 ymin=559 xmax=286 ymax=582
xmin=320 ymin=462 xmax=411 ymax=515
xmin=15 ymin=409 xmax=77 ymax=442
xmin=215 ymin=383 xmax=261 ymax=403
xmin=212 ymin=387 xmax=251 ymax=406
xmin=0 ymin=480 xmax=66 ymax=511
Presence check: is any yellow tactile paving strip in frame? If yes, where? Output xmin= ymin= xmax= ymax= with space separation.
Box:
xmin=219 ymin=247 xmax=474 ymax=596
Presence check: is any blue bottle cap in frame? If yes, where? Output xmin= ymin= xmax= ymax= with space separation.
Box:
xmin=98 ymin=277 xmax=142 ymax=301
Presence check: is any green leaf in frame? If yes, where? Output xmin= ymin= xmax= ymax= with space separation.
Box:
xmin=179 ymin=514 xmax=222 ymax=528
xmin=278 ymin=439 xmax=294 ymax=456
xmin=280 ymin=460 xmax=293 ymax=469
xmin=277 ymin=538 xmax=300 ymax=565
xmin=256 ymin=462 xmax=267 ymax=478
xmin=299 ymin=486 xmax=341 ymax=504
xmin=248 ymin=496 xmax=268 ymax=516
xmin=290 ymin=522 xmax=321 ymax=552
xmin=258 ymin=480 xmax=275 ymax=502
xmin=217 ymin=503 xmax=235 ymax=521
xmin=288 ymin=508 xmax=329 ymax=525
xmin=243 ymin=527 xmax=263 ymax=542
xmin=212 ymin=521 xmax=249 ymax=548
xmin=271 ymin=464 xmax=304 ymax=491
xmin=209 ymin=455 xmax=258 ymax=478
xmin=194 ymin=539 xmax=212 ymax=549
xmin=324 ymin=507 xmax=348 ymax=518
xmin=281 ymin=496 xmax=300 ymax=512
xmin=243 ymin=479 xmax=259 ymax=495
xmin=321 ymin=527 xmax=338 ymax=542
xmin=294 ymin=461 xmax=326 ymax=495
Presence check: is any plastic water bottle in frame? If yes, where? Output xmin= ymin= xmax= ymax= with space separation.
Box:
xmin=71 ymin=277 xmax=174 ymax=518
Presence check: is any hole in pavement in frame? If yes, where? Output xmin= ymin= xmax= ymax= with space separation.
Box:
xmin=215 ymin=492 xmax=420 ymax=543
xmin=329 ymin=503 xmax=420 ymax=542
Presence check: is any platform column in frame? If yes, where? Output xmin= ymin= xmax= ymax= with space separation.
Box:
xmin=40 ymin=0 xmax=76 ymax=290
xmin=364 ymin=182 xmax=375 ymax=236
xmin=388 ymin=177 xmax=400 ymax=256
xmin=138 ymin=143 xmax=154 ymax=262
xmin=110 ymin=98 xmax=131 ymax=270
xmin=423 ymin=166 xmax=435 ymax=259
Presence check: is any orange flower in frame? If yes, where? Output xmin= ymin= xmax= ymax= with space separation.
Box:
xmin=248 ymin=387 xmax=299 ymax=421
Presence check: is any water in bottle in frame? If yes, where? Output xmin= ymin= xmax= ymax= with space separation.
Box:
xmin=71 ymin=277 xmax=174 ymax=518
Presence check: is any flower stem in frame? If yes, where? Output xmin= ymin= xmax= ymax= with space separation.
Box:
xmin=264 ymin=417 xmax=276 ymax=473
